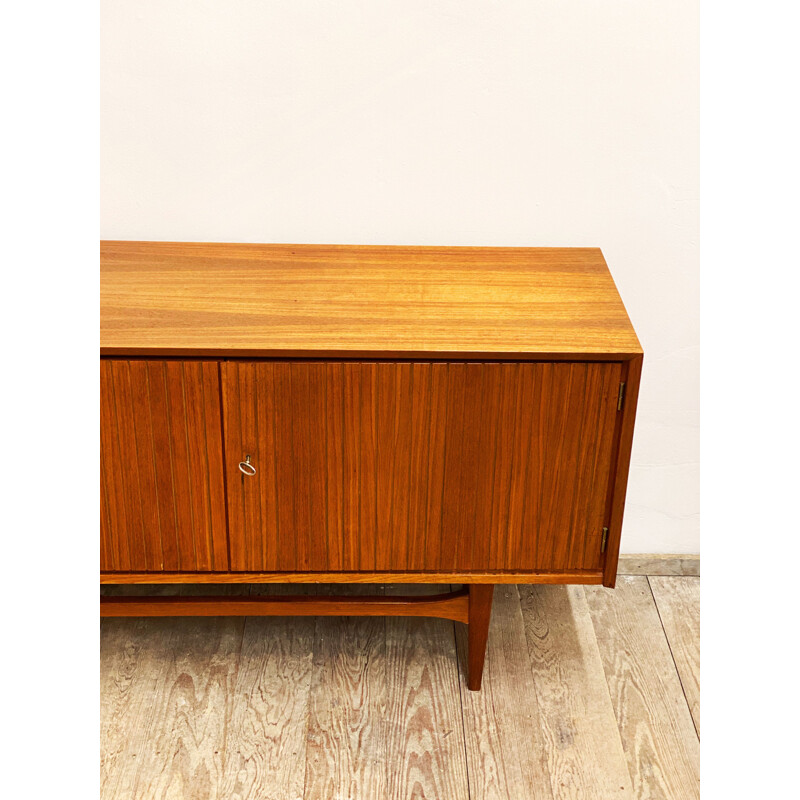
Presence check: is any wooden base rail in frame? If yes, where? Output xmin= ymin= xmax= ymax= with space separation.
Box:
xmin=100 ymin=584 xmax=495 ymax=690
xmin=100 ymin=587 xmax=470 ymax=622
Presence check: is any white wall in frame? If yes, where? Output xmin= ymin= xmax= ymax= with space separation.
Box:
xmin=101 ymin=0 xmax=699 ymax=554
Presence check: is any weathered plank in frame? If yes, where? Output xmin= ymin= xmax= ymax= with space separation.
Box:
xmin=218 ymin=585 xmax=316 ymax=800
xmin=455 ymin=585 xmax=554 ymax=800
xmin=127 ymin=585 xmax=247 ymax=800
xmin=649 ymin=577 xmax=700 ymax=736
xmin=384 ymin=585 xmax=469 ymax=800
xmin=617 ymin=555 xmax=700 ymax=577
xmin=303 ymin=584 xmax=387 ymax=800
xmin=518 ymin=584 xmax=634 ymax=799
xmin=586 ymin=577 xmax=700 ymax=800
xmin=100 ymin=585 xmax=183 ymax=800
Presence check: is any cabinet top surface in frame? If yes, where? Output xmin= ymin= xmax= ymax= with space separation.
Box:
xmin=100 ymin=241 xmax=642 ymax=359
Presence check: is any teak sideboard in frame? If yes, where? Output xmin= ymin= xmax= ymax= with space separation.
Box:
xmin=100 ymin=241 xmax=642 ymax=690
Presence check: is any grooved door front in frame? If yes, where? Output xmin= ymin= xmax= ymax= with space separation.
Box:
xmin=222 ymin=361 xmax=622 ymax=573
xmin=100 ymin=360 xmax=228 ymax=572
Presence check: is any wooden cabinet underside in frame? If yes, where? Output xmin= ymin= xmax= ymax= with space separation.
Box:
xmin=101 ymin=357 xmax=640 ymax=587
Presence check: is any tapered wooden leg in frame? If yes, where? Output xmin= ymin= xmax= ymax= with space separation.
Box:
xmin=467 ymin=584 xmax=494 ymax=691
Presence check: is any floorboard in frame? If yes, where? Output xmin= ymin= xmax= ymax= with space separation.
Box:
xmin=100 ymin=586 xmax=184 ymax=800
xmin=303 ymin=584 xmax=387 ymax=800
xmin=101 ymin=575 xmax=701 ymax=800
xmin=649 ymin=577 xmax=700 ymax=736
xmin=218 ymin=584 xmax=316 ymax=800
xmin=585 ymin=577 xmax=700 ymax=800
xmin=384 ymin=584 xmax=470 ymax=800
xmin=127 ymin=585 xmax=247 ymax=800
xmin=455 ymin=585 xmax=555 ymax=800
xmin=518 ymin=584 xmax=634 ymax=800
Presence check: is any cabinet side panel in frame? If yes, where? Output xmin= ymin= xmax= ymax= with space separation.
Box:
xmin=602 ymin=354 xmax=644 ymax=586
xmin=579 ymin=363 xmax=624 ymax=570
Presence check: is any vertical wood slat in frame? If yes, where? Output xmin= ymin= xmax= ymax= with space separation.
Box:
xmin=100 ymin=361 xmax=129 ymax=571
xmin=164 ymin=362 xmax=195 ymax=571
xmin=324 ymin=363 xmax=345 ymax=571
xmin=488 ymin=363 xmax=518 ymax=570
xmin=202 ymin=362 xmax=229 ymax=570
xmin=146 ymin=361 xmax=179 ymax=570
xmin=406 ymin=363 xmax=432 ymax=571
xmin=108 ymin=361 xmax=148 ymax=569
xmin=505 ymin=362 xmax=537 ymax=573
xmin=223 ymin=361 xmax=621 ymax=574
xmin=342 ymin=364 xmax=360 ymax=569
xmin=359 ymin=363 xmax=378 ymax=571
xmin=128 ymin=360 xmax=163 ymax=570
xmin=100 ymin=360 xmax=227 ymax=572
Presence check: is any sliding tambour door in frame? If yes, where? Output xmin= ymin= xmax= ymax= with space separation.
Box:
xmin=100 ymin=360 xmax=228 ymax=572
xmin=222 ymin=361 xmax=622 ymax=574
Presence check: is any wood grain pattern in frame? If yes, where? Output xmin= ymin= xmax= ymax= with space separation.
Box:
xmin=618 ymin=555 xmax=700 ymax=576
xmin=101 ymin=573 xmax=699 ymax=799
xmin=649 ymin=577 xmax=700 ymax=735
xmin=467 ymin=585 xmax=494 ymax=691
xmin=603 ymin=353 xmax=643 ymax=586
xmin=125 ymin=585 xmax=246 ymax=800
xmin=100 ymin=241 xmax=643 ymax=359
xmin=219 ymin=585 xmax=316 ymax=800
xmin=304 ymin=584 xmax=387 ymax=800
xmin=100 ymin=586 xmax=182 ymax=800
xmin=585 ymin=577 xmax=700 ymax=799
xmin=455 ymin=585 xmax=555 ymax=800
xmin=101 ymin=569 xmax=605 ymax=585
xmin=222 ymin=361 xmax=621 ymax=574
xmin=518 ymin=584 xmax=634 ymax=798
xmin=100 ymin=588 xmax=470 ymax=622
xmin=100 ymin=360 xmax=228 ymax=572
xmin=384 ymin=584 xmax=470 ymax=800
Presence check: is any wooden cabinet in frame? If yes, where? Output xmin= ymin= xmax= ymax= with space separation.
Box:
xmin=99 ymin=241 xmax=643 ymax=690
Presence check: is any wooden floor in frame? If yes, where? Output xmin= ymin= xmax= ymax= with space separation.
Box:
xmin=101 ymin=575 xmax=699 ymax=800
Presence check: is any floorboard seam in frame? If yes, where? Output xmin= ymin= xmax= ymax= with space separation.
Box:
xmin=646 ymin=576 xmax=700 ymax=741
xmin=581 ymin=583 xmax=639 ymax=798
xmin=452 ymin=613 xmax=474 ymax=800
xmin=300 ymin=586 xmax=320 ymax=800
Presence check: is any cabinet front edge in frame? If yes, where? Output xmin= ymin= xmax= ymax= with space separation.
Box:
xmin=101 ymin=570 xmax=604 ymax=585
xmin=100 ymin=348 xmax=642 ymax=362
